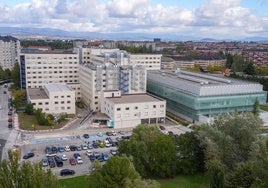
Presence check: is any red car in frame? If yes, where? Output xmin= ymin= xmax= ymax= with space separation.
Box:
xmin=8 ymin=118 xmax=12 ymax=122
xmin=69 ymin=157 xmax=76 ymax=165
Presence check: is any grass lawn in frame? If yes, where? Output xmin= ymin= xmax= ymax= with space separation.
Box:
xmin=159 ymin=174 xmax=209 ymax=188
xmin=58 ymin=174 xmax=209 ymax=188
xmin=58 ymin=175 xmax=88 ymax=188
xmin=260 ymin=104 xmax=268 ymax=112
xmin=18 ymin=112 xmax=67 ymax=131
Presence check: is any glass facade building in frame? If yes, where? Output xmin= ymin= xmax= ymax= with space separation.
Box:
xmin=147 ymin=70 xmax=267 ymax=122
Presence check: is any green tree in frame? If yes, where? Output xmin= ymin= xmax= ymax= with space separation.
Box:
xmin=88 ymin=156 xmax=159 ymax=188
xmin=226 ymin=54 xmax=233 ymax=69
xmin=35 ymin=108 xmax=49 ymax=126
xmin=252 ymin=99 xmax=260 ymax=116
xmin=0 ymin=150 xmax=59 ymax=188
xmin=11 ymin=62 xmax=21 ymax=89
xmin=244 ymin=61 xmax=255 ymax=75
xmin=24 ymin=103 xmax=34 ymax=115
xmin=118 ymin=125 xmax=176 ymax=178
xmin=208 ymin=160 xmax=225 ymax=188
xmin=175 ymin=131 xmax=205 ymax=174
xmin=11 ymin=89 xmax=26 ymax=108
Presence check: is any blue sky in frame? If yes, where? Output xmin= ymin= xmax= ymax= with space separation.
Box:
xmin=0 ymin=0 xmax=267 ymax=39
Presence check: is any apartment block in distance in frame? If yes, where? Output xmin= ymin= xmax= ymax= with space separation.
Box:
xmin=0 ymin=36 xmax=20 ymax=69
xmin=100 ymin=90 xmax=166 ymax=128
xmin=20 ymin=50 xmax=81 ymax=101
xmin=27 ymin=83 xmax=76 ymax=115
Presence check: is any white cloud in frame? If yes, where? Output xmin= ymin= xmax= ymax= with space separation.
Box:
xmin=0 ymin=0 xmax=267 ymax=39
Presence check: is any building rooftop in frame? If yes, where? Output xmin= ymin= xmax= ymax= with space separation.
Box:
xmin=148 ymin=70 xmax=264 ymax=96
xmin=45 ymin=83 xmax=73 ymax=92
xmin=27 ymin=88 xmax=49 ymax=100
xmin=107 ymin=93 xmax=164 ymax=104
xmin=0 ymin=35 xmax=18 ymax=42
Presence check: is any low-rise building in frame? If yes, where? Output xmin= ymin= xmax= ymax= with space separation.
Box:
xmin=100 ymin=90 xmax=166 ymax=129
xmin=27 ymin=83 xmax=76 ymax=115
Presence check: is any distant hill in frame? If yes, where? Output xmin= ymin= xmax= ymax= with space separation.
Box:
xmin=0 ymin=26 xmax=267 ymax=42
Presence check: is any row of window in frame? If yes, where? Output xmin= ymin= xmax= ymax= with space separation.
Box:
xmin=115 ymin=110 xmax=164 ymax=118
xmin=27 ymin=80 xmax=79 ymax=84
xmin=32 ymin=101 xmax=72 ymax=105
xmin=26 ymin=66 xmax=77 ymax=69
xmin=26 ymin=57 xmax=77 ymax=60
xmin=116 ymin=104 xmax=164 ymax=111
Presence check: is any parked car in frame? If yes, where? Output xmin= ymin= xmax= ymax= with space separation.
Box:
xmin=60 ymin=169 xmax=75 ymax=176
xmin=41 ymin=157 xmax=48 ymax=167
xmin=102 ymin=152 xmax=109 ymax=161
xmin=61 ymin=154 xmax=68 ymax=161
xmin=69 ymin=157 xmax=76 ymax=165
xmin=70 ymin=145 xmax=76 ymax=151
xmin=76 ymin=145 xmax=82 ymax=151
xmin=159 ymin=125 xmax=166 ymax=130
xmin=76 ymin=156 xmax=83 ymax=164
xmin=111 ymin=131 xmax=117 ymax=136
xmin=89 ymin=155 xmax=96 ymax=162
xmin=73 ymin=153 xmax=81 ymax=159
xmin=58 ymin=146 xmax=65 ymax=153
xmin=8 ymin=118 xmax=12 ymax=122
xmin=83 ymin=134 xmax=89 ymax=139
xmin=51 ymin=146 xmax=58 ymax=153
xmin=8 ymin=111 xmax=12 ymax=116
xmin=81 ymin=144 xmax=88 ymax=150
xmin=104 ymin=140 xmax=112 ymax=147
xmin=86 ymin=150 xmax=93 ymax=157
xmin=47 ymin=157 xmax=56 ymax=168
xmin=23 ymin=152 xmax=35 ymax=159
xmin=97 ymin=132 xmax=103 ymax=137
xmin=118 ymin=131 xmax=125 ymax=135
xmin=54 ymin=155 xmax=63 ymax=167
xmin=65 ymin=145 xmax=70 ymax=152
xmin=8 ymin=122 xmax=12 ymax=128
xmin=93 ymin=151 xmax=100 ymax=158
xmin=110 ymin=149 xmax=117 ymax=156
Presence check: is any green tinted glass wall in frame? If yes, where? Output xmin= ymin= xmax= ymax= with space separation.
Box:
xmin=147 ymin=80 xmax=267 ymax=121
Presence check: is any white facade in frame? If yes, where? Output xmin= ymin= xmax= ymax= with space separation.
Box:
xmin=21 ymin=51 xmax=81 ymax=101
xmin=0 ymin=36 xmax=20 ymax=69
xmin=101 ymin=90 xmax=166 ymax=129
xmin=79 ymin=63 xmax=146 ymax=111
xmin=27 ymin=83 xmax=76 ymax=115
xmin=78 ymin=47 xmax=161 ymax=70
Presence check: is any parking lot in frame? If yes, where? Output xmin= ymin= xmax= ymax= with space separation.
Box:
xmin=19 ymin=132 xmax=127 ymax=178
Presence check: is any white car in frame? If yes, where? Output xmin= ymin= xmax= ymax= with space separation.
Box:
xmin=104 ymin=140 xmax=112 ymax=147
xmin=111 ymin=131 xmax=117 ymax=136
xmin=61 ymin=154 xmax=68 ymax=161
xmin=86 ymin=150 xmax=93 ymax=157
xmin=76 ymin=156 xmax=83 ymax=164
xmin=97 ymin=132 xmax=103 ymax=137
xmin=65 ymin=146 xmax=70 ymax=152
xmin=81 ymin=144 xmax=88 ymax=150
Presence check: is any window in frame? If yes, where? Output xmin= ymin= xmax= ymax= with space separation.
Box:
xmin=45 ymin=102 xmax=49 ymax=105
xmin=135 ymin=106 xmax=138 ymax=110
xmin=160 ymin=104 xmax=164 ymax=108
xmin=54 ymin=96 xmax=58 ymax=98
xmin=125 ymin=107 xmax=129 ymax=110
xmin=55 ymin=102 xmax=58 ymax=104
xmin=153 ymin=105 xmax=156 ymax=108
xmin=38 ymin=102 xmax=42 ymax=105
xmin=117 ymin=108 xmax=121 ymax=111
xmin=61 ymin=101 xmax=65 ymax=104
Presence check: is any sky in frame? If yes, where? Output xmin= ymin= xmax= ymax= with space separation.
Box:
xmin=0 ymin=0 xmax=268 ymax=39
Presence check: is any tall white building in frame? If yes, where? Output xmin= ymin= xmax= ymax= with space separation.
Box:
xmin=20 ymin=50 xmax=81 ymax=101
xmin=27 ymin=83 xmax=76 ymax=115
xmin=79 ymin=63 xmax=146 ymax=111
xmin=0 ymin=36 xmax=20 ymax=69
xmin=76 ymin=47 xmax=162 ymax=70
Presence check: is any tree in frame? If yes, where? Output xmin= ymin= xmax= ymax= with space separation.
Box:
xmin=252 ymin=99 xmax=260 ymax=116
xmin=24 ymin=103 xmax=34 ymax=115
xmin=198 ymin=112 xmax=263 ymax=187
xmin=244 ymin=61 xmax=255 ymax=75
xmin=88 ymin=156 xmax=159 ymax=188
xmin=0 ymin=150 xmax=59 ymax=188
xmin=118 ymin=125 xmax=176 ymax=178
xmin=11 ymin=62 xmax=21 ymax=89
xmin=35 ymin=108 xmax=49 ymax=126
xmin=175 ymin=131 xmax=205 ymax=174
xmin=11 ymin=89 xmax=26 ymax=108
xmin=208 ymin=160 xmax=225 ymax=188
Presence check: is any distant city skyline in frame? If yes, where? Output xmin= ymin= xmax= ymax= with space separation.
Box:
xmin=0 ymin=0 xmax=268 ymax=40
